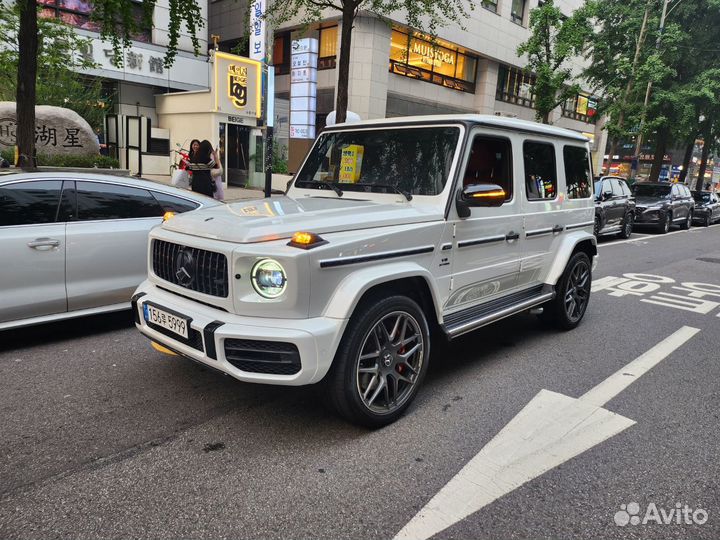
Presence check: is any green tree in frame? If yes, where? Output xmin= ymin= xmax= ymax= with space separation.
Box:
xmin=0 ymin=6 xmax=109 ymax=131
xmin=516 ymin=0 xmax=593 ymax=124
xmin=263 ymin=0 xmax=473 ymax=124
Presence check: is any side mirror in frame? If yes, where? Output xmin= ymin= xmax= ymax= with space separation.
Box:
xmin=456 ymin=183 xmax=506 ymax=218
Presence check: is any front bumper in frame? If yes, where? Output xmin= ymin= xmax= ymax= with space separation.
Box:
xmin=634 ymin=207 xmax=665 ymax=224
xmin=132 ymin=281 xmax=347 ymax=386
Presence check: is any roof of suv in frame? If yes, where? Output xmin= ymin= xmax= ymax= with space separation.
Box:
xmin=327 ymin=114 xmax=589 ymax=142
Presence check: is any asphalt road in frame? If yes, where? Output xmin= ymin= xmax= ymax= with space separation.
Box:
xmin=1 ymin=225 xmax=719 ymax=539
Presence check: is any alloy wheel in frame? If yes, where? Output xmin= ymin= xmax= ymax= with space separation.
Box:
xmin=355 ymin=311 xmax=424 ymax=414
xmin=563 ymin=260 xmax=591 ymax=323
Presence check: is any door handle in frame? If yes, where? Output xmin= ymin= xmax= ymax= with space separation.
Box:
xmin=505 ymin=231 xmax=520 ymax=241
xmin=28 ymin=238 xmax=60 ymax=249
xmin=552 ymin=225 xmax=564 ymax=234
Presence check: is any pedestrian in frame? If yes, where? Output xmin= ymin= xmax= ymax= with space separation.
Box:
xmin=186 ymin=140 xmax=216 ymax=197
xmin=187 ymin=139 xmax=200 ymax=161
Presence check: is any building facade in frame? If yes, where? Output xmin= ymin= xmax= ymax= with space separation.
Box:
xmin=232 ymin=0 xmax=607 ymax=172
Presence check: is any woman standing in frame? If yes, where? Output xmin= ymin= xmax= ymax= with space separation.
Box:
xmin=187 ymin=140 xmax=215 ymax=197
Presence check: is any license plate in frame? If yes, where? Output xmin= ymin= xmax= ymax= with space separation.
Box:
xmin=143 ymin=303 xmax=189 ymax=339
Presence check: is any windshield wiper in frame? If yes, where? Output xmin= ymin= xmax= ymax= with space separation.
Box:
xmin=365 ymin=183 xmax=413 ymax=201
xmin=317 ymin=181 xmax=343 ymax=197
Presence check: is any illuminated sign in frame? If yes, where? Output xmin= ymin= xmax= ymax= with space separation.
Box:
xmin=227 ymin=64 xmax=248 ymax=109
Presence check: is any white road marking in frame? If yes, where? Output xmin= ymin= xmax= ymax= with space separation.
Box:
xmin=393 ymin=326 xmax=701 ymax=540
xmin=598 ymin=229 xmax=687 ymax=248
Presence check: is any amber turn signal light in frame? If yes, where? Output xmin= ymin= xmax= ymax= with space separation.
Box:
xmin=288 ymin=231 xmax=328 ymax=249
xmin=163 ymin=211 xmax=176 ymax=222
xmin=471 ymin=189 xmax=506 ymax=198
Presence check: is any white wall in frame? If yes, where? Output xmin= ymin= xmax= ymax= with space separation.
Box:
xmin=152 ymin=0 xmax=209 ymax=54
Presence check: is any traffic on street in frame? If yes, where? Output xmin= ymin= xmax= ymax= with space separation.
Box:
xmin=1 ymin=223 xmax=718 ymax=539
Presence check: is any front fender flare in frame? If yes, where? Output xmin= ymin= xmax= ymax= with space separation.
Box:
xmin=322 ymin=262 xmax=443 ymax=322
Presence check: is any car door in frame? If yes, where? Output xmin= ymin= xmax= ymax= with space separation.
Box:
xmin=0 ymin=180 xmax=68 ymax=323
xmin=712 ymin=194 xmax=720 ymax=221
xmin=609 ymin=178 xmax=627 ymax=226
xmin=446 ymin=130 xmax=523 ymax=313
xmin=65 ymin=180 xmax=167 ymax=311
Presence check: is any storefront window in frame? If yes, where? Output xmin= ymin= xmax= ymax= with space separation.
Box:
xmin=389 ymin=27 xmax=478 ymax=93
xmin=562 ymin=93 xmax=598 ymax=123
xmin=273 ymin=32 xmax=291 ymax=75
xmin=496 ymin=64 xmax=536 ymax=108
xmin=511 ymin=0 xmax=526 ymax=24
xmin=482 ymin=0 xmax=498 ymax=13
xmin=318 ymin=26 xmax=337 ymax=70
xmin=39 ymin=0 xmax=150 ymax=42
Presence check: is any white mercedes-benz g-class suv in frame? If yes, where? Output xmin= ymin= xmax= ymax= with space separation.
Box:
xmin=133 ymin=115 xmax=597 ymax=427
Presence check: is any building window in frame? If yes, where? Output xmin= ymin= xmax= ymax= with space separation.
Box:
xmin=318 ymin=25 xmax=337 ymax=70
xmin=496 ymin=64 xmax=536 ymax=108
xmin=389 ymin=27 xmax=478 ymax=93
xmin=562 ymin=93 xmax=598 ymax=123
xmin=39 ymin=0 xmax=151 ymax=43
xmin=482 ymin=0 xmax=498 ymax=13
xmin=273 ymin=32 xmax=291 ymax=75
xmin=511 ymin=0 xmax=526 ymax=24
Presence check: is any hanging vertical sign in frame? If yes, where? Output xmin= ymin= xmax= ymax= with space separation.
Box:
xmin=290 ymin=37 xmax=318 ymax=139
xmin=249 ymin=0 xmax=266 ymax=62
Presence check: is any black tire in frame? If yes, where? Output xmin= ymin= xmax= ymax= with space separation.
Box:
xmin=681 ymin=211 xmax=692 ymax=230
xmin=704 ymin=214 xmax=711 ymax=227
xmin=658 ymin=212 xmax=671 ymax=234
xmin=618 ymin=213 xmax=633 ymax=239
xmin=322 ymin=295 xmax=430 ymax=428
xmin=540 ymin=252 xmax=592 ymax=331
xmin=593 ymin=216 xmax=601 ymax=238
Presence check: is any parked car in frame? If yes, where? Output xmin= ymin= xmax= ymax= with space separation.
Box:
xmin=0 ymin=172 xmax=220 ymax=330
xmin=133 ymin=114 xmax=598 ymax=427
xmin=632 ymin=182 xmax=694 ymax=233
xmin=593 ymin=176 xmax=636 ymax=239
xmin=691 ymin=191 xmax=720 ymax=227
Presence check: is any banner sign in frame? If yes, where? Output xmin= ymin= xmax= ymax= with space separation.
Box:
xmin=290 ymin=38 xmax=318 ymax=139
xmin=249 ymin=0 xmax=266 ymax=62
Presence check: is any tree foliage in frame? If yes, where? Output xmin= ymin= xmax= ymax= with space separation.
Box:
xmin=263 ymin=0 xmax=473 ymax=123
xmin=516 ymin=0 xmax=593 ymax=124
xmin=0 ymin=6 xmax=109 ymax=130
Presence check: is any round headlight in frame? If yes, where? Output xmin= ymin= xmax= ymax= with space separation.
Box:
xmin=251 ymin=259 xmax=287 ymax=298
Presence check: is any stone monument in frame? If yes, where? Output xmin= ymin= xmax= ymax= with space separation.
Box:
xmin=0 ymin=102 xmax=100 ymax=156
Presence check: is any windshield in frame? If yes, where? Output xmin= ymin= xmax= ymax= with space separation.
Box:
xmin=692 ymin=192 xmax=710 ymax=203
xmin=293 ymin=126 xmax=461 ymax=196
xmin=632 ymin=184 xmax=671 ymax=198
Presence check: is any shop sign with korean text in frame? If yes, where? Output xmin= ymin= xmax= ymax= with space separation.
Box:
xmin=214 ymin=52 xmax=262 ymax=119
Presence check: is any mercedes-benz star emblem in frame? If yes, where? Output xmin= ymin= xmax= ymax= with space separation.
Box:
xmin=174 ymin=249 xmax=195 ymax=287
xmin=383 ymin=352 xmax=393 ymax=367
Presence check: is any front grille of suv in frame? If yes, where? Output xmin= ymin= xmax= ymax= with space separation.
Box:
xmin=224 ymin=339 xmax=301 ymax=375
xmin=152 ymin=239 xmax=229 ymax=298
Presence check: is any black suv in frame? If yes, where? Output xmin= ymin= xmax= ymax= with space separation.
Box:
xmin=632 ymin=182 xmax=694 ymax=233
xmin=593 ymin=176 xmax=636 ymax=238
xmin=692 ymin=191 xmax=720 ymax=227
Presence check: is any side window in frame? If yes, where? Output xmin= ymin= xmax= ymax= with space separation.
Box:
xmin=76 ymin=182 xmax=164 ymax=221
xmin=620 ymin=180 xmax=632 ymax=197
xmin=523 ymin=141 xmax=557 ymax=200
xmin=611 ymin=179 xmax=624 ymax=197
xmin=562 ymin=145 xmax=592 ymax=199
xmin=0 ymin=180 xmax=63 ymax=226
xmin=462 ymin=135 xmax=513 ymax=200
xmin=151 ymin=191 xmax=201 ymax=213
xmin=671 ymin=185 xmax=679 ymax=198
xmin=684 ymin=186 xmax=692 ymax=198
xmin=601 ymin=180 xmax=613 ymax=198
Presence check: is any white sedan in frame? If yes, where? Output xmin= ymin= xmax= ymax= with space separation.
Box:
xmin=0 ymin=171 xmax=220 ymax=330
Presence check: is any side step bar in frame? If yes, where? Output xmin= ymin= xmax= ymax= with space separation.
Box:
xmin=442 ymin=285 xmax=555 ymax=339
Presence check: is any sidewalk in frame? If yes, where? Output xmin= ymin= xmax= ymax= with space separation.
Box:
xmin=143 ymin=173 xmax=292 ymax=202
